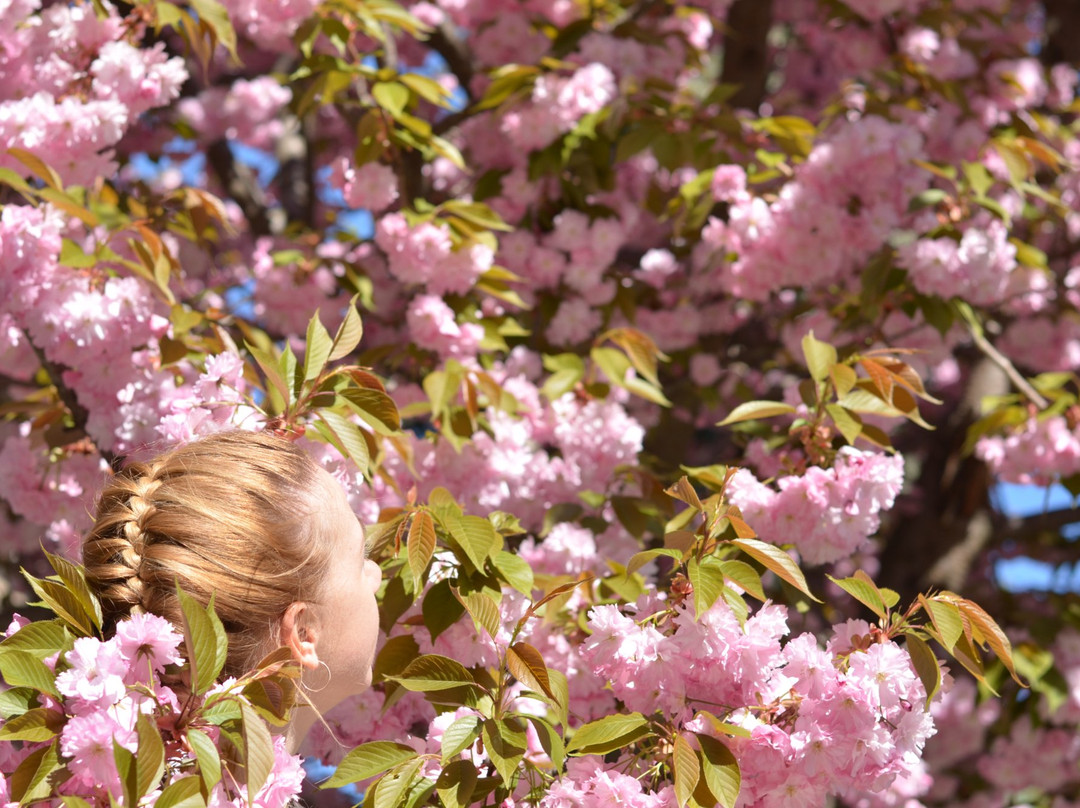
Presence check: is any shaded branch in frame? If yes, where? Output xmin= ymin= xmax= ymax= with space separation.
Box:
xmin=719 ymin=0 xmax=774 ymax=111
xmin=275 ymin=115 xmax=316 ymax=228
xmin=1004 ymin=507 xmax=1080 ymax=543
xmin=23 ymin=332 xmax=120 ymax=470
xmin=207 ymin=139 xmax=276 ymax=236
xmin=427 ymin=24 xmax=476 ymax=102
xmin=1042 ymin=0 xmax=1080 ymax=68
xmin=968 ymin=323 xmax=1049 ymax=409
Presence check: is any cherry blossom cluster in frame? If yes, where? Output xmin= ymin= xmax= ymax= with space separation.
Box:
xmin=696 ymin=116 xmax=929 ymax=301
xmin=0 ymin=0 xmax=185 ymax=185
xmin=974 ymin=416 xmax=1080 ymax=486
xmin=0 ymin=612 xmax=305 ymax=807
xmin=726 ymin=448 xmax=906 ymax=565
xmin=581 ymin=600 xmax=935 ymax=807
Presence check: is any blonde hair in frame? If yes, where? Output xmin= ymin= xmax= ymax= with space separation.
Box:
xmin=82 ymin=431 xmax=334 ymax=676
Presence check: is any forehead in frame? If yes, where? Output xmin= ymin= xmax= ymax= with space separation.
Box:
xmin=315 ymin=467 xmax=365 ymax=542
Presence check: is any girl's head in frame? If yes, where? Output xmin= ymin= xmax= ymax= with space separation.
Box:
xmin=81 ymin=431 xmax=380 ymax=711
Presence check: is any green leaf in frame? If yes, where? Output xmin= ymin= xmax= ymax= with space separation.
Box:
xmin=407 ymin=511 xmax=437 ymax=589
xmin=400 ymin=72 xmax=452 ymax=107
xmin=547 ymin=668 xmax=570 ymax=728
xmin=317 ymin=409 xmax=372 ymax=476
xmin=373 ymin=81 xmax=410 ymax=117
xmin=281 ymin=341 xmax=301 ymax=401
xmin=718 ymin=560 xmax=765 ymax=601
xmin=905 ymin=635 xmax=942 ymax=708
xmin=0 ymin=619 xmax=72 ymax=658
xmin=492 ymin=551 xmax=534 ymax=596
xmin=919 ymin=596 xmax=963 ymax=651
xmin=827 ymin=571 xmax=887 ymax=620
xmin=240 ymin=699 xmax=275 ymax=796
xmin=134 ymin=713 xmax=166 ymax=800
xmin=689 ymin=557 xmax=728 ymax=619
xmin=114 ymin=733 xmax=136 ymax=805
xmin=187 ymin=728 xmax=222 ymax=792
xmin=542 ymin=354 xmax=585 ymax=400
xmin=908 ymin=188 xmax=949 ymax=211
xmin=421 ymin=580 xmax=466 ymax=644
xmin=328 ymin=297 xmax=364 ymax=361
xmin=482 ymin=718 xmax=526 ymax=785
xmin=441 ymin=200 xmax=512 ymax=232
xmin=435 ymin=760 xmax=478 ymax=808
xmin=325 ymin=741 xmax=420 ymax=788
xmin=176 ymin=586 xmax=228 ymax=695
xmin=44 ymin=549 xmax=103 ymax=630
xmin=154 ymin=776 xmax=205 ymax=808
xmin=386 ymin=654 xmax=478 ymax=692
xmin=10 ymin=740 xmax=62 ymax=803
xmin=729 ymin=539 xmax=821 ymax=602
xmin=519 ymin=718 xmax=560 ymax=776
xmin=440 ymin=716 xmax=482 ymax=764
xmin=445 ymin=515 xmax=500 ymax=571
xmin=802 ymin=332 xmax=837 ymax=383
xmin=602 ymin=327 xmax=668 ymax=387
xmin=0 ymin=687 xmax=38 ymax=719
xmin=373 ymin=758 xmax=424 ymax=808
xmin=457 ymin=590 xmax=501 ymax=640
xmin=0 ymin=707 xmax=63 ymax=742
xmin=21 ymin=571 xmax=95 ymax=636
xmin=303 ymin=310 xmax=334 ymax=384
xmin=830 ymin=364 xmax=858 ymax=398
xmin=0 ymin=650 xmax=59 ymax=698
xmin=6 ymin=147 xmax=62 ymax=191
xmin=567 ymin=712 xmax=650 ymax=755
xmin=716 ymin=401 xmax=796 ymax=427
xmin=246 ymin=341 xmax=291 ymax=405
xmin=825 ymin=403 xmax=863 ymax=445
xmin=697 ymin=734 xmax=741 ymax=808
xmin=672 ymin=733 xmax=700 ymax=808
xmin=627 ymin=548 xmax=684 ymax=577
xmin=190 ymin=0 xmax=238 ymax=60
xmin=591 ymin=345 xmax=631 ymax=386
xmin=340 ymin=387 xmax=401 ymax=435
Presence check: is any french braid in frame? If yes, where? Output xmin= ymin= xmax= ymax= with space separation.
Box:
xmin=83 ymin=463 xmax=164 ymax=628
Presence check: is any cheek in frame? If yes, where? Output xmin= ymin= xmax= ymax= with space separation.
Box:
xmin=363 ymin=559 xmax=382 ymax=591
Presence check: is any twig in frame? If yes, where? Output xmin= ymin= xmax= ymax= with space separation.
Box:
xmin=967 ymin=324 xmax=1049 ymax=409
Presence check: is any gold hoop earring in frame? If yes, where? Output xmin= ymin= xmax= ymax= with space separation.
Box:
xmin=305 ymin=660 xmax=332 ymax=693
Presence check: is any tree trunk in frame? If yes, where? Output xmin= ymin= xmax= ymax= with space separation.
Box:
xmin=721 ymin=0 xmax=774 ymax=111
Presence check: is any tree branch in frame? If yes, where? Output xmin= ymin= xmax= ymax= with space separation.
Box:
xmin=207 ymin=139 xmax=276 ymax=237
xmin=1003 ymin=507 xmax=1080 ymax=542
xmin=968 ymin=323 xmax=1049 ymax=409
xmin=719 ymin=0 xmax=774 ymax=111
xmin=427 ymin=24 xmax=475 ymax=103
xmin=1042 ymin=0 xmax=1080 ymax=68
xmin=23 ymin=332 xmax=120 ymax=470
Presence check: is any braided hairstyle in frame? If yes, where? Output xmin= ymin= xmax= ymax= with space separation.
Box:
xmin=82 ymin=431 xmax=336 ymax=676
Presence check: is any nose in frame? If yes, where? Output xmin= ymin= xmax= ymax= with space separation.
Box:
xmin=364 ymin=558 xmax=382 ymax=585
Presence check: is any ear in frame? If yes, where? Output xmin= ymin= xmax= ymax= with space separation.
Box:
xmin=280 ymin=601 xmax=320 ymax=671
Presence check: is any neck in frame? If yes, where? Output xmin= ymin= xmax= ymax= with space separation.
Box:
xmin=286 ymin=703 xmax=320 ymax=755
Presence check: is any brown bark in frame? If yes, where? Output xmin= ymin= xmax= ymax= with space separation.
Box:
xmin=720 ymin=0 xmax=774 ymax=111
xmin=1042 ymin=0 xmax=1080 ymax=69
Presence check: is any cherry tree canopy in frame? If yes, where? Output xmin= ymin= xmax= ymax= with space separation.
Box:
xmin=1 ymin=0 xmax=1079 ymax=806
